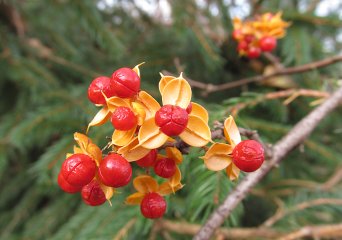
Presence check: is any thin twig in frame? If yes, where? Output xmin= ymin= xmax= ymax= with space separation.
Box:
xmin=263 ymin=166 xmax=342 ymax=191
xmin=113 ymin=218 xmax=137 ymax=240
xmin=263 ymin=52 xmax=283 ymax=70
xmin=320 ymin=166 xmax=342 ymax=191
xmin=155 ymin=220 xmax=342 ymax=240
xmin=194 ymin=84 xmax=342 ymax=240
xmin=148 ymin=221 xmax=160 ymax=240
xmin=277 ymin=223 xmax=342 ymax=240
xmin=229 ymin=88 xmax=331 ymax=115
xmin=157 ymin=220 xmax=280 ymax=239
xmin=164 ymin=55 xmax=342 ymax=95
xmin=238 ymin=127 xmax=273 ymax=158
xmin=262 ymin=198 xmax=342 ymax=227
xmin=252 ymin=165 xmax=342 ymax=198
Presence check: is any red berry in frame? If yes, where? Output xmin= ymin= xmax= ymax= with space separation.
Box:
xmin=155 ymin=105 xmax=188 ymax=136
xmin=232 ymin=29 xmax=242 ymax=40
xmin=98 ymin=154 xmax=132 ymax=188
xmin=140 ymin=192 xmax=166 ymax=219
xmin=57 ymin=173 xmax=82 ymax=193
xmin=61 ymin=154 xmax=96 ymax=187
xmin=237 ymin=41 xmax=249 ymax=52
xmin=186 ymin=103 xmax=192 ymax=114
xmin=110 ymin=68 xmax=140 ymax=98
xmin=81 ymin=179 xmax=106 ymax=206
xmin=136 ymin=149 xmax=158 ymax=168
xmin=111 ymin=107 xmax=137 ymax=131
xmin=247 ymin=47 xmax=261 ymax=59
xmin=259 ymin=36 xmax=277 ymax=52
xmin=154 ymin=158 xmax=176 ymax=178
xmin=232 ymin=140 xmax=264 ymax=172
xmin=244 ymin=34 xmax=255 ymax=43
xmin=88 ymin=76 xmax=116 ymax=105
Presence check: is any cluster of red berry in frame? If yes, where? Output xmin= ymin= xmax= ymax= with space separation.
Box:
xmin=58 ymin=66 xmax=188 ymax=218
xmin=233 ymin=32 xmax=277 ymax=59
xmin=57 ymin=64 xmax=265 ymax=219
xmin=58 ymin=153 xmax=131 ymax=206
xmin=232 ymin=12 xmax=290 ymax=59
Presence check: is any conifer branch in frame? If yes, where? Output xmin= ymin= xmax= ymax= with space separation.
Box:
xmin=194 ymin=84 xmax=342 ymax=240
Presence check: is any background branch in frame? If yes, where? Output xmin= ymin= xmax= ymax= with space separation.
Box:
xmin=156 ymin=220 xmax=280 ymax=239
xmin=151 ymin=220 xmax=342 ymax=240
xmin=194 ymin=84 xmax=342 ymax=240
xmin=229 ymin=88 xmax=330 ymax=114
xmin=259 ymin=165 xmax=342 ymax=193
xmin=163 ymin=55 xmax=342 ymax=95
xmin=262 ymin=198 xmax=342 ymax=227
xmin=277 ymin=223 xmax=342 ymax=240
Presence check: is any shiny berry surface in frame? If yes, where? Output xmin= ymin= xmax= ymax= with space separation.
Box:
xmin=247 ymin=47 xmax=261 ymax=59
xmin=88 ymin=76 xmax=116 ymax=105
xmin=232 ymin=140 xmax=264 ymax=172
xmin=61 ymin=154 xmax=96 ymax=187
xmin=259 ymin=36 xmax=277 ymax=52
xmin=155 ymin=105 xmax=188 ymax=136
xmin=57 ymin=173 xmax=82 ymax=193
xmin=237 ymin=41 xmax=249 ymax=52
xmin=110 ymin=68 xmax=140 ymax=98
xmin=81 ymin=179 xmax=106 ymax=206
xmin=98 ymin=154 xmax=132 ymax=188
xmin=136 ymin=149 xmax=157 ymax=168
xmin=111 ymin=107 xmax=137 ymax=131
xmin=154 ymin=158 xmax=176 ymax=178
xmin=140 ymin=192 xmax=166 ymax=219
xmin=244 ymin=34 xmax=255 ymax=43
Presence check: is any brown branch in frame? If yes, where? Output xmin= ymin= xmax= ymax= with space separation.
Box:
xmin=164 ymin=55 xmax=342 ymax=95
xmin=0 ymin=2 xmax=26 ymax=37
xmin=154 ymin=220 xmax=342 ymax=240
xmin=263 ymin=165 xmax=342 ymax=191
xmin=211 ymin=121 xmax=265 ymax=143
xmin=266 ymin=89 xmax=330 ymax=100
xmin=113 ymin=218 xmax=137 ymax=240
xmin=194 ymin=84 xmax=342 ymax=240
xmin=277 ymin=223 xmax=342 ymax=240
xmin=262 ymin=198 xmax=342 ymax=227
xmin=252 ymin=165 xmax=342 ymax=199
xmin=263 ymin=52 xmax=283 ymax=70
xmin=229 ymin=88 xmax=330 ymax=115
xmin=156 ymin=220 xmax=280 ymax=239
xmin=238 ymin=128 xmax=262 ymax=142
xmin=320 ymin=166 xmax=342 ymax=191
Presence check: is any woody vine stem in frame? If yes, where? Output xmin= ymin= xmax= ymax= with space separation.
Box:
xmin=193 ymin=83 xmax=342 ymax=240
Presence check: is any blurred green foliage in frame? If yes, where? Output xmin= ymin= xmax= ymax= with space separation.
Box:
xmin=0 ymin=0 xmax=342 ymax=239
